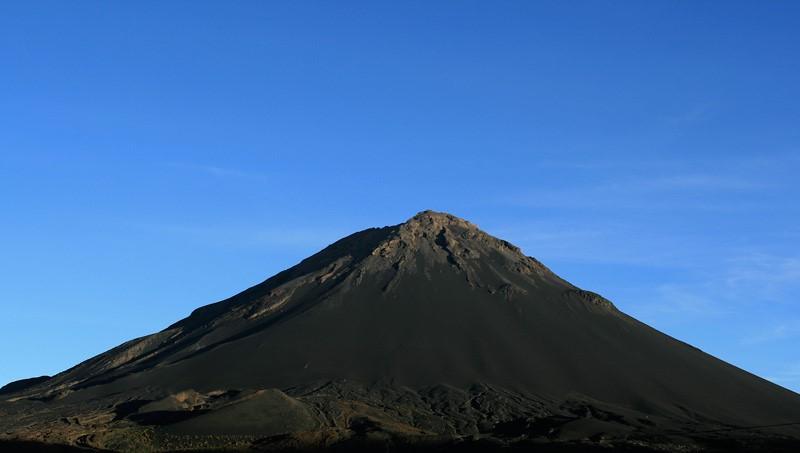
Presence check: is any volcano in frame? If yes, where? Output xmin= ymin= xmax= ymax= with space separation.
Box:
xmin=2 ymin=211 xmax=799 ymax=452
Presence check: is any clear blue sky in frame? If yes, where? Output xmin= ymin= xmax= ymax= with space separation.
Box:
xmin=1 ymin=2 xmax=799 ymax=392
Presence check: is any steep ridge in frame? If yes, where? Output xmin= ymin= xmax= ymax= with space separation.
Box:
xmin=2 ymin=211 xmax=799 ymax=452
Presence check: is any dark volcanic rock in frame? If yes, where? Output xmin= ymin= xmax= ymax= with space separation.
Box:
xmin=1 ymin=211 xmax=799 ymax=452
xmin=0 ymin=376 xmax=50 ymax=395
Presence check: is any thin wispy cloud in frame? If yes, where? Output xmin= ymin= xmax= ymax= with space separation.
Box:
xmin=533 ymin=153 xmax=799 ymax=179
xmin=533 ymin=158 xmax=682 ymax=171
xmin=502 ymin=170 xmax=774 ymax=212
xmin=646 ymin=283 xmax=734 ymax=316
xmin=663 ymin=103 xmax=712 ymax=126
xmin=765 ymin=363 xmax=800 ymax=389
xmin=742 ymin=320 xmax=800 ymax=345
xmin=133 ymin=222 xmax=348 ymax=250
xmin=641 ymin=174 xmax=766 ymax=191
xmin=633 ymin=252 xmax=800 ymax=316
xmin=494 ymin=217 xmax=800 ymax=322
xmin=489 ymin=221 xmax=694 ymax=267
xmin=725 ymin=254 xmax=800 ymax=296
xmin=164 ymin=162 xmax=267 ymax=180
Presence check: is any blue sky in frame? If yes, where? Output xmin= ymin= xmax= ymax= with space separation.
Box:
xmin=1 ymin=2 xmax=799 ymax=392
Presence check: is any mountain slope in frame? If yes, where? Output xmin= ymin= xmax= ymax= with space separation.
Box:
xmin=2 ymin=211 xmax=799 ymax=452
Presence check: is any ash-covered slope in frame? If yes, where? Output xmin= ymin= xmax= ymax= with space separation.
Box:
xmin=2 ymin=211 xmax=800 ymax=452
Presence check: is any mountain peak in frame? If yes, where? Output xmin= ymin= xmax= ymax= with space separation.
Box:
xmin=362 ymin=210 xmax=570 ymax=294
xmin=374 ymin=210 xmax=495 ymax=259
xmin=396 ymin=210 xmax=484 ymax=243
xmin=404 ymin=210 xmax=476 ymax=230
